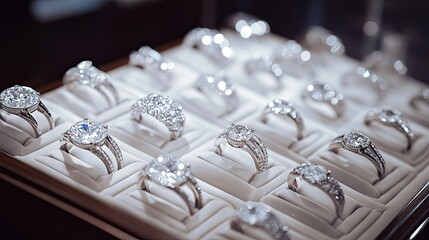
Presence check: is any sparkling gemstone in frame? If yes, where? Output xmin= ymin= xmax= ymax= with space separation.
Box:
xmin=300 ymin=164 xmax=329 ymax=184
xmin=144 ymin=155 xmax=191 ymax=187
xmin=227 ymin=124 xmax=253 ymax=142
xmin=195 ymin=72 xmax=236 ymax=97
xmin=343 ymin=132 xmax=370 ymax=149
xmin=237 ymin=201 xmax=271 ymax=225
xmin=66 ymin=61 xmax=108 ymax=87
xmin=0 ymin=85 xmax=39 ymax=109
xmin=69 ymin=119 xmax=107 ymax=145
xmin=268 ymin=99 xmax=294 ymax=115
xmin=308 ymin=83 xmax=340 ymax=103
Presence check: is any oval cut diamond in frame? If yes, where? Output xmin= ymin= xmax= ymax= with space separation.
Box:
xmin=343 ymin=132 xmax=370 ymax=149
xmin=227 ymin=124 xmax=253 ymax=142
xmin=300 ymin=164 xmax=328 ymax=184
xmin=144 ymin=155 xmax=191 ymax=187
xmin=69 ymin=119 xmax=107 ymax=145
xmin=0 ymin=85 xmax=39 ymax=109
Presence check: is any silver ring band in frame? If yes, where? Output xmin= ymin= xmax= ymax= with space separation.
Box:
xmin=303 ymin=82 xmax=344 ymax=118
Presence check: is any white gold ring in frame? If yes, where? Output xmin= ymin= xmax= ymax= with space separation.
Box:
xmin=139 ymin=155 xmax=203 ymax=215
xmin=231 ymin=201 xmax=289 ymax=240
xmin=303 ymin=82 xmax=344 ymax=118
xmin=0 ymin=85 xmax=54 ymax=138
xmin=410 ymin=88 xmax=429 ymax=108
xmin=261 ymin=98 xmax=304 ymax=140
xmin=63 ymin=61 xmax=119 ymax=106
xmin=288 ymin=163 xmax=345 ymax=217
xmin=329 ymin=131 xmax=386 ymax=179
xmin=245 ymin=57 xmax=284 ymax=85
xmin=215 ymin=123 xmax=268 ymax=173
xmin=131 ymin=93 xmax=185 ymax=140
xmin=60 ymin=118 xmax=124 ymax=174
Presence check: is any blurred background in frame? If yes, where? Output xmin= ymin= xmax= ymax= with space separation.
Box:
xmin=1 ymin=0 xmax=429 ymax=91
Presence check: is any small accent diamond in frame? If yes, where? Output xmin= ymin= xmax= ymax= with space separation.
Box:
xmin=144 ymin=155 xmax=191 ymax=187
xmin=0 ymin=85 xmax=40 ymax=109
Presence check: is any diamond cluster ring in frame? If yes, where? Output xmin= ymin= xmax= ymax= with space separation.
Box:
xmin=227 ymin=12 xmax=270 ymax=39
xmin=245 ymin=57 xmax=284 ymax=86
xmin=60 ymin=119 xmax=124 ymax=174
xmin=214 ymin=123 xmax=268 ymax=173
xmin=194 ymin=71 xmax=239 ymax=114
xmin=288 ymin=163 xmax=345 ymax=217
xmin=410 ymin=88 xmax=429 ymax=108
xmin=0 ymin=85 xmax=54 ymax=138
xmin=261 ymin=98 xmax=305 ymax=140
xmin=129 ymin=46 xmax=175 ymax=90
xmin=329 ymin=131 xmax=386 ymax=179
xmin=184 ymin=28 xmax=235 ymax=63
xmin=231 ymin=201 xmax=289 ymax=240
xmin=139 ymin=155 xmax=203 ymax=215
xmin=63 ymin=61 xmax=119 ymax=107
xmin=365 ymin=107 xmax=415 ymax=152
xmin=303 ymin=82 xmax=344 ymax=118
xmin=131 ymin=93 xmax=185 ymax=140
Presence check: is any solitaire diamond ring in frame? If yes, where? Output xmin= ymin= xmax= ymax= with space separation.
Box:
xmin=194 ymin=71 xmax=239 ymax=114
xmin=261 ymin=99 xmax=305 ymax=140
xmin=0 ymin=85 xmax=54 ymax=138
xmin=227 ymin=12 xmax=270 ymax=39
xmin=139 ymin=155 xmax=203 ymax=215
xmin=184 ymin=28 xmax=235 ymax=64
xmin=365 ymin=107 xmax=415 ymax=152
xmin=231 ymin=201 xmax=289 ymax=240
xmin=131 ymin=93 xmax=185 ymax=140
xmin=329 ymin=132 xmax=386 ymax=179
xmin=410 ymin=88 xmax=429 ymax=108
xmin=215 ymin=123 xmax=268 ymax=173
xmin=129 ymin=46 xmax=175 ymax=90
xmin=245 ymin=57 xmax=284 ymax=86
xmin=63 ymin=61 xmax=119 ymax=106
xmin=288 ymin=163 xmax=345 ymax=217
xmin=60 ymin=119 xmax=124 ymax=174
xmin=304 ymin=26 xmax=345 ymax=55
xmin=303 ymin=82 xmax=344 ymax=118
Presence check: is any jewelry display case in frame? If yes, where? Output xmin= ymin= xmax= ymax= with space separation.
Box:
xmin=1 ymin=1 xmax=429 ymax=240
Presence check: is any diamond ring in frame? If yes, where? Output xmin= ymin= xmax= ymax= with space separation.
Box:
xmin=0 ymin=85 xmax=54 ymax=138
xmin=365 ymin=107 xmax=415 ymax=152
xmin=131 ymin=93 xmax=185 ymax=140
xmin=129 ymin=46 xmax=175 ymax=90
xmin=139 ymin=155 xmax=203 ymax=215
xmin=226 ymin=12 xmax=270 ymax=39
xmin=231 ymin=201 xmax=289 ymax=240
xmin=328 ymin=131 xmax=386 ymax=179
xmin=194 ymin=71 xmax=239 ymax=114
xmin=342 ymin=66 xmax=387 ymax=100
xmin=261 ymin=98 xmax=305 ymax=140
xmin=304 ymin=26 xmax=345 ymax=55
xmin=214 ymin=123 xmax=268 ymax=173
xmin=303 ymin=82 xmax=344 ymax=118
xmin=288 ymin=163 xmax=345 ymax=217
xmin=272 ymin=40 xmax=314 ymax=80
xmin=63 ymin=61 xmax=119 ymax=106
xmin=183 ymin=28 xmax=235 ymax=64
xmin=410 ymin=88 xmax=429 ymax=108
xmin=245 ymin=57 xmax=284 ymax=86
xmin=60 ymin=119 xmax=124 ymax=174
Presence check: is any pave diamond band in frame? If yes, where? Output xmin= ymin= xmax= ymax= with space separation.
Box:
xmin=194 ymin=71 xmax=239 ymax=114
xmin=131 ymin=93 xmax=185 ymax=140
xmin=261 ymin=98 xmax=305 ymax=140
xmin=60 ymin=119 xmax=124 ymax=174
xmin=0 ymin=85 xmax=54 ymax=138
xmin=63 ymin=61 xmax=119 ymax=106
xmin=303 ymin=82 xmax=344 ymax=118
xmin=129 ymin=46 xmax=175 ymax=90
xmin=184 ymin=28 xmax=235 ymax=64
xmin=410 ymin=88 xmax=429 ymax=108
xmin=139 ymin=155 xmax=203 ymax=215
xmin=365 ymin=107 xmax=415 ymax=152
xmin=231 ymin=201 xmax=289 ymax=240
xmin=214 ymin=123 xmax=268 ymax=173
xmin=329 ymin=131 xmax=386 ymax=179
xmin=288 ymin=163 xmax=345 ymax=217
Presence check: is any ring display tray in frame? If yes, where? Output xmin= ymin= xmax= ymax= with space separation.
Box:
xmin=1 ymin=28 xmax=429 ymax=240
